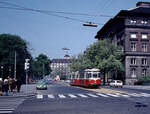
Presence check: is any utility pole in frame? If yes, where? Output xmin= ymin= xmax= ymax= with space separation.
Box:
xmin=43 ymin=63 xmax=45 ymax=79
xmin=25 ymin=59 xmax=30 ymax=94
xmin=14 ymin=51 xmax=16 ymax=79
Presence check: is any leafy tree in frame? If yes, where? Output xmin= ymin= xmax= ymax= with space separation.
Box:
xmin=85 ymin=39 xmax=124 ymax=85
xmin=31 ymin=54 xmax=51 ymax=79
xmin=0 ymin=34 xmax=32 ymax=81
xmin=70 ymin=39 xmax=124 ymax=85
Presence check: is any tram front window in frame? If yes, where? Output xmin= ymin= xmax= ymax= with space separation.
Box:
xmin=93 ymin=74 xmax=98 ymax=78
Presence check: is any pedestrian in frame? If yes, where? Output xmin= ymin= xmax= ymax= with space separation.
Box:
xmin=16 ymin=78 xmax=22 ymax=93
xmin=0 ymin=78 xmax=3 ymax=96
xmin=3 ymin=79 xmax=9 ymax=96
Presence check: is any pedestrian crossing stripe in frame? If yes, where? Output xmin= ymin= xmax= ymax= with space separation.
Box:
xmin=114 ymin=93 xmax=130 ymax=98
xmin=36 ymin=92 xmax=150 ymax=99
xmin=87 ymin=93 xmax=99 ymax=98
xmin=0 ymin=108 xmax=15 ymax=114
xmin=37 ymin=94 xmax=43 ymax=99
xmin=77 ymin=94 xmax=88 ymax=98
xmin=68 ymin=94 xmax=77 ymax=98
xmin=58 ymin=94 xmax=66 ymax=98
xmin=48 ymin=94 xmax=55 ymax=99
xmin=96 ymin=93 xmax=109 ymax=97
xmin=105 ymin=93 xmax=120 ymax=97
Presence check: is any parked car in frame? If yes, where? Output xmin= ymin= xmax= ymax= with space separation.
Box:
xmin=109 ymin=80 xmax=123 ymax=88
xmin=36 ymin=81 xmax=47 ymax=90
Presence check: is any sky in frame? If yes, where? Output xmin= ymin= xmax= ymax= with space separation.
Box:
xmin=0 ymin=0 xmax=146 ymax=59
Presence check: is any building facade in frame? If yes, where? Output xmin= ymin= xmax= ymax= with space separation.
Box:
xmin=95 ymin=2 xmax=150 ymax=84
xmin=50 ymin=55 xmax=71 ymax=80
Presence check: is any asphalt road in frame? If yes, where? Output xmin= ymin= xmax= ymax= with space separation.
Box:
xmin=11 ymin=82 xmax=150 ymax=114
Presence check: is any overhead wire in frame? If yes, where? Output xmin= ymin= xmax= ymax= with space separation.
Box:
xmin=0 ymin=1 xmax=111 ymax=25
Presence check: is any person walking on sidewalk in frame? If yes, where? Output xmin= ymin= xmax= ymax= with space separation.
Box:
xmin=3 ymin=79 xmax=9 ymax=96
xmin=16 ymin=78 xmax=22 ymax=93
xmin=0 ymin=78 xmax=3 ymax=96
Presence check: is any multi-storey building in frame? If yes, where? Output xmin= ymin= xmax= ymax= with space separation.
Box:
xmin=50 ymin=55 xmax=71 ymax=80
xmin=95 ymin=2 xmax=150 ymax=84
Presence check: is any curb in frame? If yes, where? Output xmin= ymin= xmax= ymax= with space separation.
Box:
xmin=0 ymin=93 xmax=36 ymax=98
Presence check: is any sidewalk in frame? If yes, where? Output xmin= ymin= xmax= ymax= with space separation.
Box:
xmin=0 ymin=84 xmax=36 ymax=98
xmin=123 ymin=85 xmax=150 ymax=90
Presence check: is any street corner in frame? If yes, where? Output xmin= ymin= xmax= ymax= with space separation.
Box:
xmin=0 ymin=92 xmax=36 ymax=99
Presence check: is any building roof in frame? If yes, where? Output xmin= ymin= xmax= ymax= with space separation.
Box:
xmin=95 ymin=2 xmax=150 ymax=39
xmin=51 ymin=59 xmax=71 ymax=63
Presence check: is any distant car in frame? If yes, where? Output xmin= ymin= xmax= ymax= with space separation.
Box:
xmin=36 ymin=81 xmax=47 ymax=90
xmin=65 ymin=80 xmax=70 ymax=83
xmin=109 ymin=80 xmax=123 ymax=88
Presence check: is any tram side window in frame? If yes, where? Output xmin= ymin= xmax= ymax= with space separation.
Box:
xmin=76 ymin=74 xmax=79 ymax=79
xmin=72 ymin=74 xmax=75 ymax=79
xmin=80 ymin=72 xmax=84 ymax=79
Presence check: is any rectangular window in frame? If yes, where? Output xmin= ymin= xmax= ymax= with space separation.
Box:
xmin=131 ymin=68 xmax=136 ymax=78
xmin=131 ymin=58 xmax=136 ymax=65
xmin=142 ymin=43 xmax=147 ymax=52
xmin=130 ymin=33 xmax=137 ymax=38
xmin=142 ymin=58 xmax=147 ymax=65
xmin=130 ymin=20 xmax=136 ymax=24
xmin=142 ymin=33 xmax=148 ymax=39
xmin=131 ymin=42 xmax=136 ymax=51
xmin=141 ymin=20 xmax=148 ymax=25
xmin=142 ymin=69 xmax=147 ymax=76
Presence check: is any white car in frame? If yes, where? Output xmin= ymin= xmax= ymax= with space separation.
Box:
xmin=109 ymin=80 xmax=123 ymax=88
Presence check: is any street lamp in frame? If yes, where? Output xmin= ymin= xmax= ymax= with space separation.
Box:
xmin=83 ymin=22 xmax=98 ymax=27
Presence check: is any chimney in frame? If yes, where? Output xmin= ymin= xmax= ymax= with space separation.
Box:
xmin=136 ymin=2 xmax=150 ymax=8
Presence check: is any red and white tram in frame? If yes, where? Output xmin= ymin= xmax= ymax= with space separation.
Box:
xmin=70 ymin=68 xmax=101 ymax=88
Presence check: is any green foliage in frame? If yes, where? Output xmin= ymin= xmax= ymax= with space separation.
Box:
xmin=0 ymin=34 xmax=32 ymax=80
xmin=135 ymin=76 xmax=150 ymax=85
xmin=138 ymin=76 xmax=150 ymax=83
xmin=85 ymin=39 xmax=124 ymax=74
xmin=31 ymin=54 xmax=51 ymax=78
xmin=70 ymin=39 xmax=124 ymax=74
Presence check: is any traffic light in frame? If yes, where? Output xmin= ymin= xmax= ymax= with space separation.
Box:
xmin=25 ymin=62 xmax=30 ymax=70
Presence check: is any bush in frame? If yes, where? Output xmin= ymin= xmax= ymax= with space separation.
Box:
xmin=135 ymin=76 xmax=150 ymax=85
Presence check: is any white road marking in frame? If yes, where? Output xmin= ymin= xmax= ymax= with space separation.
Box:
xmin=96 ymin=93 xmax=109 ymax=97
xmin=0 ymin=108 xmax=15 ymax=114
xmin=127 ymin=93 xmax=141 ymax=97
xmin=78 ymin=94 xmax=88 ymax=98
xmin=0 ymin=111 xmax=13 ymax=113
xmin=114 ymin=93 xmax=130 ymax=98
xmin=37 ymin=94 xmax=43 ymax=99
xmin=105 ymin=93 xmax=120 ymax=97
xmin=48 ymin=94 xmax=55 ymax=99
xmin=68 ymin=94 xmax=77 ymax=98
xmin=58 ymin=94 xmax=66 ymax=98
xmin=87 ymin=93 xmax=99 ymax=98
xmin=140 ymin=93 xmax=150 ymax=97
